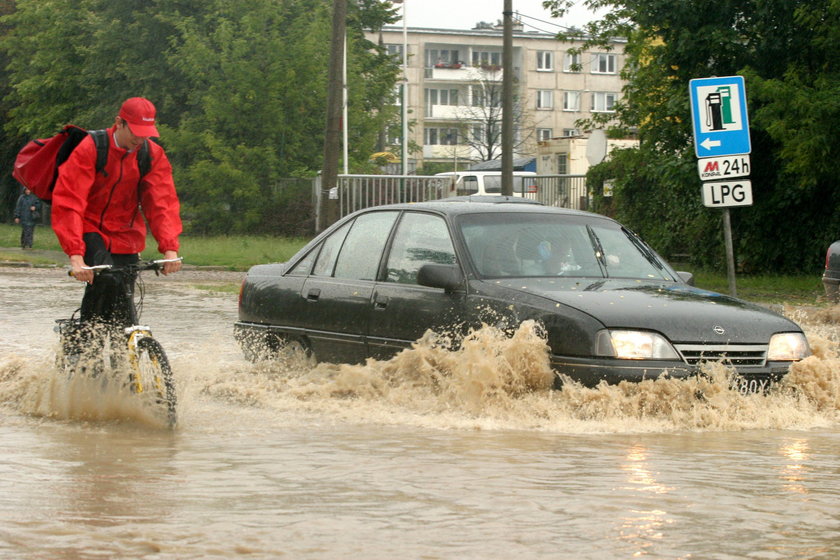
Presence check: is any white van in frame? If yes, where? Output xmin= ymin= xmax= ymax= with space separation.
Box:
xmin=435 ymin=171 xmax=538 ymax=198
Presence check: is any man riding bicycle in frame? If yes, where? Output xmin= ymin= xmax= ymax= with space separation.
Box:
xmin=52 ymin=97 xmax=183 ymax=347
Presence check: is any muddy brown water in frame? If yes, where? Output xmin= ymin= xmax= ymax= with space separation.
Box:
xmin=1 ymin=267 xmax=838 ymax=559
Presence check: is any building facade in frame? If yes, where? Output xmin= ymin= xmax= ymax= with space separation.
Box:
xmin=367 ymin=22 xmax=627 ymax=172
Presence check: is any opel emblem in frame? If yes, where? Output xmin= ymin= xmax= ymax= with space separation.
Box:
xmin=713 ymin=325 xmax=726 ymax=335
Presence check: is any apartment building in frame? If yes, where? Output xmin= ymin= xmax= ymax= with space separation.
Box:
xmin=367 ymin=22 xmax=626 ymax=171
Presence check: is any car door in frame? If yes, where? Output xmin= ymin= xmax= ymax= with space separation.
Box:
xmin=301 ymin=210 xmax=399 ymax=363
xmin=367 ymin=211 xmax=467 ymax=359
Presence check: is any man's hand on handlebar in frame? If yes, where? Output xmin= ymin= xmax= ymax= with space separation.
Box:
xmin=69 ymin=254 xmax=94 ymax=284
xmin=161 ymin=250 xmax=182 ymax=275
xmin=69 ymin=253 xmax=182 ymax=282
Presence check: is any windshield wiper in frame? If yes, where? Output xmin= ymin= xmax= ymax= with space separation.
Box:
xmin=622 ymin=227 xmax=665 ymax=271
xmin=586 ymin=225 xmax=608 ymax=276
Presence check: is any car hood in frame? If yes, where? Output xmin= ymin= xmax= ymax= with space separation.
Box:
xmin=485 ymin=277 xmax=802 ymax=342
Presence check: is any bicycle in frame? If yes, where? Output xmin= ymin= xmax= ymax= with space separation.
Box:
xmin=55 ymin=258 xmax=181 ymax=428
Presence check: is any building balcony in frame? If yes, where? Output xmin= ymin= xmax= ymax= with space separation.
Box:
xmin=422 ymin=144 xmax=474 ymax=160
xmin=424 ymin=65 xmax=504 ymax=82
xmin=425 ymin=104 xmax=502 ymax=120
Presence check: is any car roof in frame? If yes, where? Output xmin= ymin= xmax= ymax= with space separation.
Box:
xmin=443 ymin=195 xmax=543 ymax=204
xmin=434 ymin=170 xmax=537 ymax=176
xmin=353 ymin=198 xmax=606 ymax=221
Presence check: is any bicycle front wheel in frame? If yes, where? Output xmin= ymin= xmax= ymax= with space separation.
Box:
xmin=131 ymin=337 xmax=177 ymax=428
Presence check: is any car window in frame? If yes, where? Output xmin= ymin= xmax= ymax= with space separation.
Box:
xmin=287 ymin=248 xmax=317 ymax=276
xmin=333 ymin=211 xmax=399 ymax=280
xmin=458 ymin=212 xmax=673 ymax=280
xmin=312 ymin=220 xmax=352 ymax=276
xmin=483 ymin=176 xmax=501 ymax=193
xmin=458 ymin=176 xmax=479 ymax=196
xmin=385 ymin=212 xmax=456 ymax=284
xmin=479 ymin=175 xmax=532 ymax=194
xmin=592 ymin=227 xmax=669 ymax=279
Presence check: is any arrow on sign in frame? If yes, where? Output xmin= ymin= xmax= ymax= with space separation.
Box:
xmin=701 ymin=138 xmax=722 ymax=150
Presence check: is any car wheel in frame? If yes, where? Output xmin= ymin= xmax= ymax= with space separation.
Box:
xmin=242 ymin=331 xmax=314 ymax=367
xmin=274 ymin=336 xmax=315 ymax=369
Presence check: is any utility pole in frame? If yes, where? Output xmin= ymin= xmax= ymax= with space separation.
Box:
xmin=320 ymin=0 xmax=346 ymax=230
xmin=392 ymin=0 xmax=408 ymax=175
xmin=501 ymin=0 xmax=514 ymax=196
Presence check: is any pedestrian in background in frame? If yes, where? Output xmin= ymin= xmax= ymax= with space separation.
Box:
xmin=13 ymin=187 xmax=41 ymax=249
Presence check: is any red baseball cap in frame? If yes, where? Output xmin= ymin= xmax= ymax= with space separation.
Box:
xmin=118 ymin=97 xmax=159 ymax=137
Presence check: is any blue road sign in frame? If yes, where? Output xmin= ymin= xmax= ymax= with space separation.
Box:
xmin=689 ymin=76 xmax=751 ymax=158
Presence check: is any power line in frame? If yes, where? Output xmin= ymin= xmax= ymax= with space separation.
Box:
xmin=515 ymin=10 xmax=588 ymax=34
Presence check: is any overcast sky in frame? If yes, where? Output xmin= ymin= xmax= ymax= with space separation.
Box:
xmin=399 ymin=0 xmax=606 ymax=32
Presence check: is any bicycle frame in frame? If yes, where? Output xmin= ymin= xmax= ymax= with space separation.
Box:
xmin=60 ymin=257 xmax=182 ymax=427
xmin=74 ymin=257 xmax=183 ymax=328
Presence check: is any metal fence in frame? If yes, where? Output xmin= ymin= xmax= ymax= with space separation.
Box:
xmin=313 ymin=174 xmax=589 ymax=229
xmin=532 ymin=175 xmax=589 ymax=210
xmin=314 ymin=174 xmax=447 ymax=229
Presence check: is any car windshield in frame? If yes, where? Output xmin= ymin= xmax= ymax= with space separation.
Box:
xmin=458 ymin=212 xmax=676 ymax=281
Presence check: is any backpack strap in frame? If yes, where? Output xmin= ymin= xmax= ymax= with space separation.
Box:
xmin=137 ymin=139 xmax=151 ymax=179
xmin=89 ymin=129 xmax=110 ymax=178
xmin=89 ymin=129 xmax=155 ymax=181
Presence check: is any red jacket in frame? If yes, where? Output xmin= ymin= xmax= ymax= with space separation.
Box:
xmin=51 ymin=126 xmax=182 ymax=257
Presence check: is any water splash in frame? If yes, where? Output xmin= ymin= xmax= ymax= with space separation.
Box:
xmin=200 ymin=314 xmax=840 ymax=433
xmin=0 ymin=353 xmax=173 ymax=429
xmin=4 ymin=309 xmax=839 ymax=433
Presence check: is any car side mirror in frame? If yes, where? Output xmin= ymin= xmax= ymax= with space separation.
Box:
xmin=676 ymin=271 xmax=695 ymax=286
xmin=417 ymin=264 xmax=464 ymax=293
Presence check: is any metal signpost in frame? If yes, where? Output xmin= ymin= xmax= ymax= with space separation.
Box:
xmin=689 ymin=76 xmax=752 ymax=296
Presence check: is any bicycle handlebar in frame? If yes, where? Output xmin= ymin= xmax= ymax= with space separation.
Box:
xmin=68 ymin=257 xmax=183 ymax=277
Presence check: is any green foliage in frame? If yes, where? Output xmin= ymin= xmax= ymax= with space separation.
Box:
xmin=0 ymin=0 xmax=400 ymax=234
xmin=545 ymin=0 xmax=840 ymax=274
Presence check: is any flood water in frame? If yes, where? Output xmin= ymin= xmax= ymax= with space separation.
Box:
xmin=1 ymin=267 xmax=838 ymax=559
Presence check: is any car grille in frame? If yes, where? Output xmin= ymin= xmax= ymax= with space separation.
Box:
xmin=674 ymin=343 xmax=768 ymax=367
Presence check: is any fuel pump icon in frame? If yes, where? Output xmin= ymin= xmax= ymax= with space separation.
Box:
xmin=705 ymin=86 xmax=733 ymax=131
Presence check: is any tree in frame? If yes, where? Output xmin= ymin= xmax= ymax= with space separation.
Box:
xmin=543 ymin=0 xmax=840 ymax=273
xmin=452 ymin=69 xmax=533 ymax=163
xmin=0 ymin=0 xmax=401 ymax=234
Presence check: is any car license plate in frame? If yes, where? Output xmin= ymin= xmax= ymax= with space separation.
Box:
xmin=730 ymin=375 xmax=774 ymax=395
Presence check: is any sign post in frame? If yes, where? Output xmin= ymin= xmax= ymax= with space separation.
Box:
xmin=690 ymin=76 xmax=752 ymax=297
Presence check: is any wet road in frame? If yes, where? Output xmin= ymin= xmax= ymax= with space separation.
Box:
xmin=1 ymin=268 xmax=838 ymax=559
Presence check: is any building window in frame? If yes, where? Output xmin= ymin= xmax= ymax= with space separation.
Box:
xmin=536 ymin=90 xmax=553 ymax=110
xmin=563 ymin=91 xmax=581 ymax=111
xmin=472 ymin=123 xmax=500 ymax=143
xmin=386 ymin=44 xmax=404 ymax=60
xmin=563 ymin=128 xmax=580 ymax=137
xmin=425 ymin=88 xmax=459 ymax=107
xmin=425 ymin=127 xmax=460 ymax=145
xmin=472 ymin=50 xmax=502 ymax=68
xmin=426 ymin=49 xmax=461 ymax=67
xmin=563 ymin=52 xmax=582 ymax=72
xmin=557 ymin=153 xmax=568 ymax=174
xmin=592 ymin=53 xmax=617 ymax=74
xmin=592 ymin=92 xmax=617 ymax=112
xmin=537 ymin=128 xmax=553 ymax=141
xmin=470 ymin=85 xmax=500 ymax=107
xmin=537 ymin=51 xmax=553 ymax=71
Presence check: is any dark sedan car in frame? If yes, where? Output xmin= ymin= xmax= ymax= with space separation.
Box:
xmin=235 ymin=199 xmax=810 ymax=390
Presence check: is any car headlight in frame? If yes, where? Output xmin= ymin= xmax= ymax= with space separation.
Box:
xmin=767 ymin=332 xmax=811 ymax=361
xmin=595 ymin=329 xmax=680 ymax=360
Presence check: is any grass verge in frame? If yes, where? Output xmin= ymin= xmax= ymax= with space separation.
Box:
xmin=0 ymin=223 xmax=309 ymax=270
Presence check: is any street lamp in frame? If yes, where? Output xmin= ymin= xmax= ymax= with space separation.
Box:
xmin=392 ymin=0 xmax=408 ymax=175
